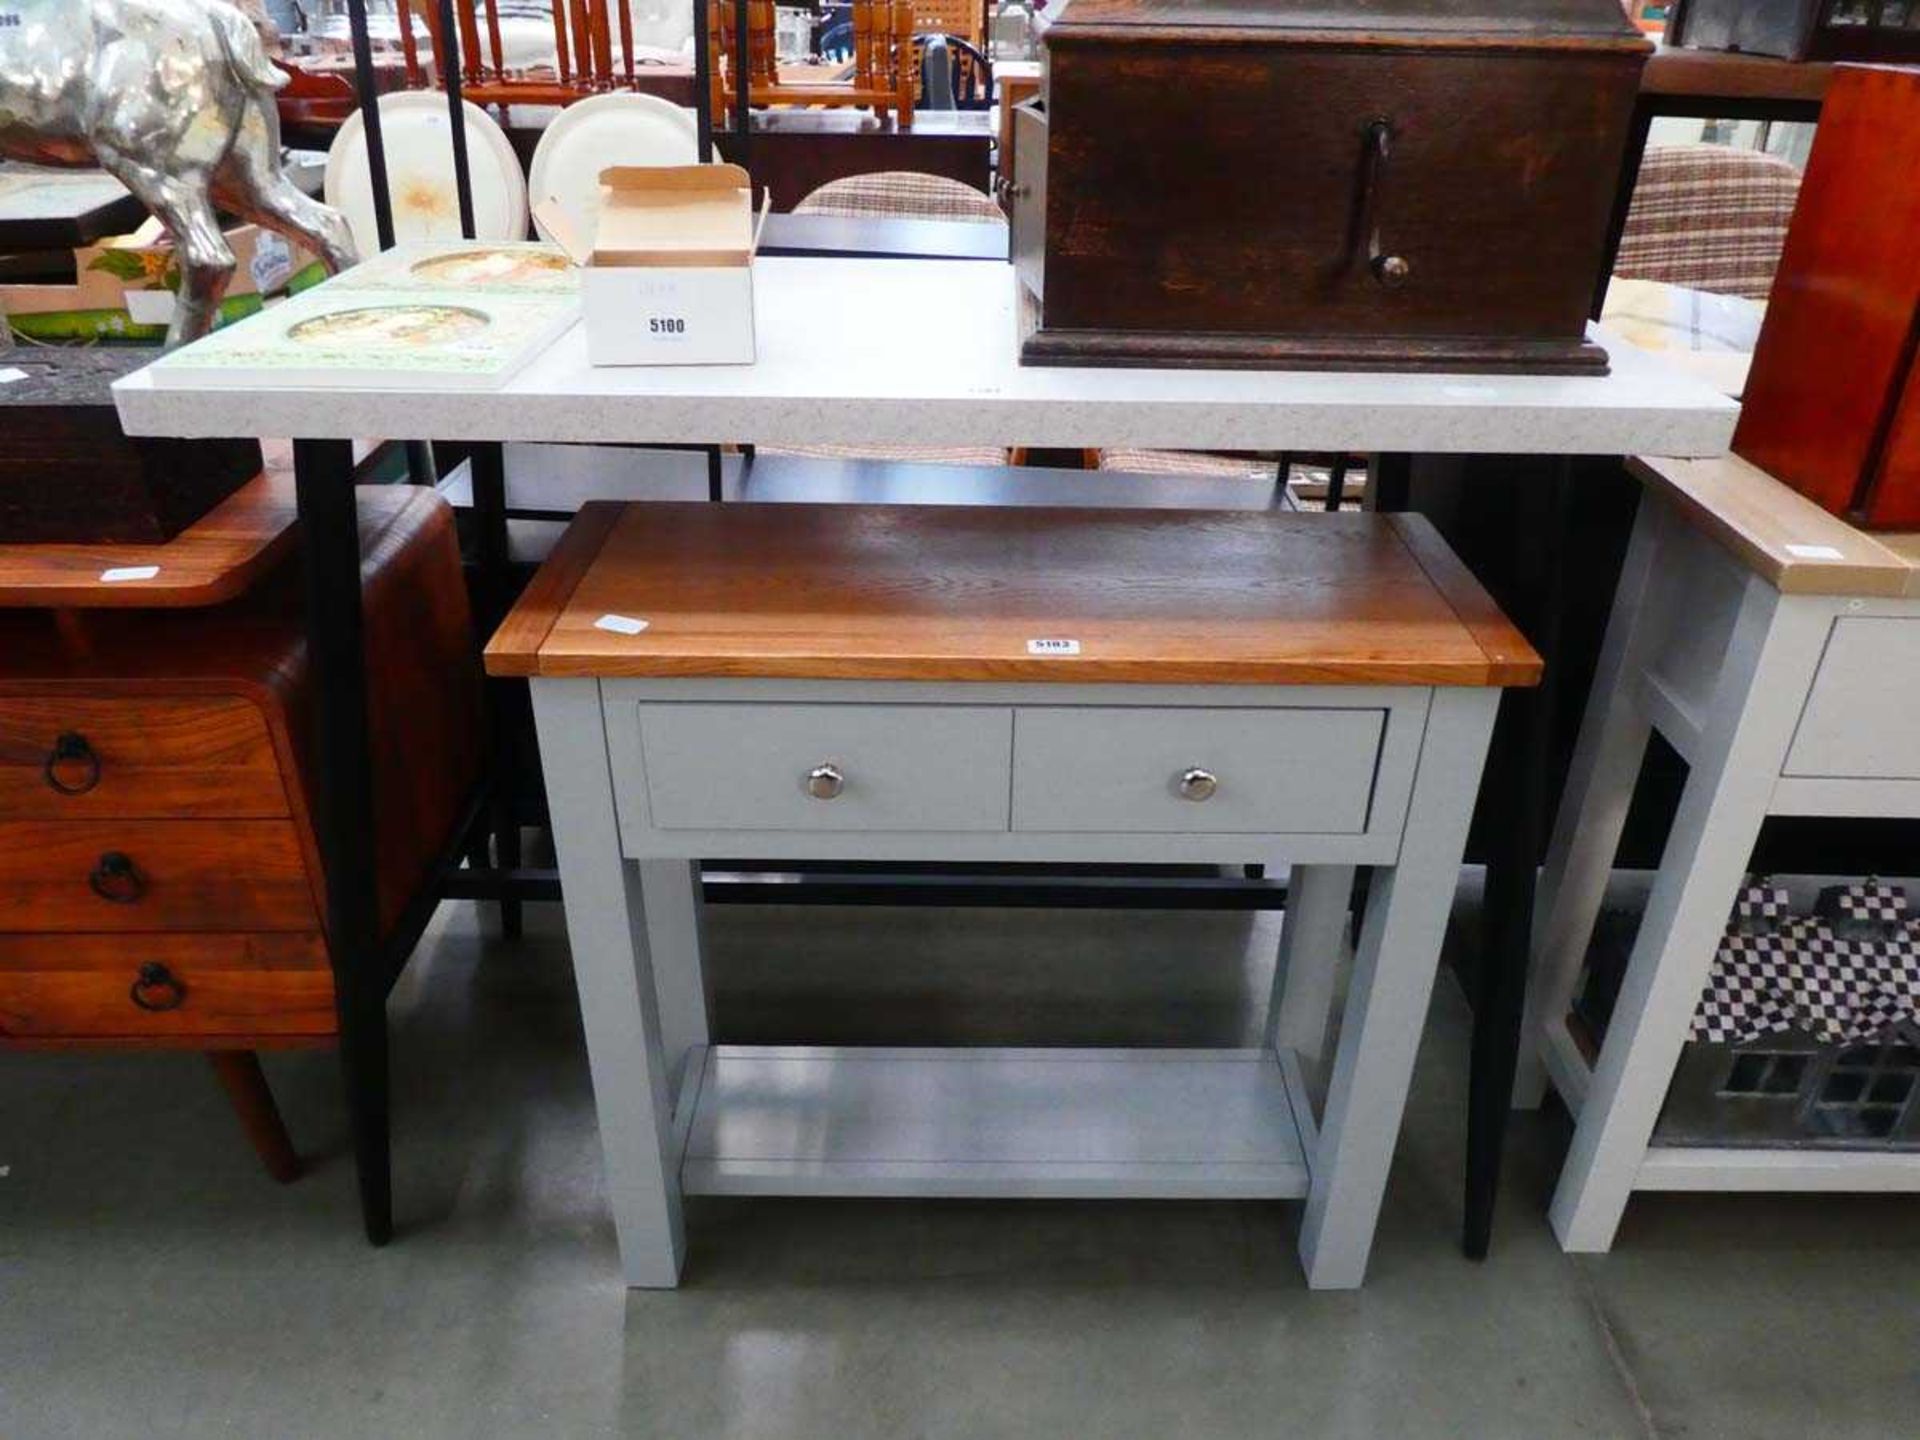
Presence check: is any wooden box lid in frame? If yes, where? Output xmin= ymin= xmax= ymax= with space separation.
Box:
xmin=1045 ymin=0 xmax=1647 ymax=46
xmin=486 ymin=502 xmax=1542 ymax=687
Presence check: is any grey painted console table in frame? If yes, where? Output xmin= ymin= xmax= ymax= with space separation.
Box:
xmin=486 ymin=501 xmax=1542 ymax=1288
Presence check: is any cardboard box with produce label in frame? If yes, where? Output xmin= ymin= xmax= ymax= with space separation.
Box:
xmin=0 ymin=222 xmax=324 ymax=344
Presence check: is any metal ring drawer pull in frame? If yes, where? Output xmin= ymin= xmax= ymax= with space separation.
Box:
xmin=805 ymin=763 xmax=845 ymax=800
xmin=130 ymin=961 xmax=187 ymax=1013
xmin=1178 ymin=768 xmax=1219 ymax=802
xmin=44 ymin=731 xmax=102 ymax=796
xmin=88 ymin=851 xmax=147 ymax=904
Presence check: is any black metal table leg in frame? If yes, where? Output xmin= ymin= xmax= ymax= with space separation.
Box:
xmin=1463 ymin=459 xmax=1576 ymax=1259
xmin=467 ymin=442 xmax=524 ymax=940
xmin=292 ymin=439 xmax=392 ymax=1246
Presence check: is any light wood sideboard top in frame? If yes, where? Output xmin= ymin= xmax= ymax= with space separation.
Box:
xmin=486 ymin=502 xmax=1542 ymax=688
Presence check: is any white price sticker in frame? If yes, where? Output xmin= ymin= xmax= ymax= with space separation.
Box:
xmin=1785 ymin=544 xmax=1845 ymax=560
xmin=1027 ymin=638 xmax=1081 ymax=656
xmin=0 ymin=367 xmax=28 ymax=386
xmin=100 ymin=565 xmax=161 ymax=583
xmin=594 ymin=613 xmax=650 ymax=636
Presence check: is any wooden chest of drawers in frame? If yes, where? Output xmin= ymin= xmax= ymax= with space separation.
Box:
xmin=0 ymin=485 xmax=482 ymax=1165
xmin=1013 ymin=0 xmax=1650 ymax=373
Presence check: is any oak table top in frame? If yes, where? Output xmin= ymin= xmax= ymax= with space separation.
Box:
xmin=0 ymin=472 xmax=298 ymax=609
xmin=1628 ymin=453 xmax=1920 ymax=599
xmin=485 ymin=502 xmax=1544 ymax=687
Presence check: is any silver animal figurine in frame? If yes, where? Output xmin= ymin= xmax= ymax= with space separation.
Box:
xmin=0 ymin=0 xmax=359 ymax=346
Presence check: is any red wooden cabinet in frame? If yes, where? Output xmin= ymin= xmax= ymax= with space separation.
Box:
xmin=1734 ymin=64 xmax=1920 ymax=531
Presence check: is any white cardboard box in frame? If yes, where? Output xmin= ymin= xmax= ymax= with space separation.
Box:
xmin=543 ymin=164 xmax=767 ymax=367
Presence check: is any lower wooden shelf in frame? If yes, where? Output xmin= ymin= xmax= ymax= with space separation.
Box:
xmin=1637 ymin=1145 xmax=1920 ymax=1191
xmin=678 ymin=1045 xmax=1313 ymax=1199
xmin=1546 ymin=1016 xmax=1920 ymax=1193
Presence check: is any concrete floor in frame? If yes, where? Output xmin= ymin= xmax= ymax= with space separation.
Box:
xmin=3 ymin=894 xmax=1916 ymax=1439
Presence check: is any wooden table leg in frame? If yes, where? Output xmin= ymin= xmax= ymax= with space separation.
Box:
xmin=534 ymin=678 xmax=688 ymax=1287
xmin=1299 ymin=689 xmax=1500 ymax=1289
xmin=209 ymin=1051 xmax=301 ymax=1184
xmin=1550 ymin=576 xmax=1828 ymax=1251
xmin=1268 ymin=862 xmax=1356 ymax=1080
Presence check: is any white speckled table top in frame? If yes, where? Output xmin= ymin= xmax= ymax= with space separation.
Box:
xmin=113 ymin=258 xmax=1739 ymax=457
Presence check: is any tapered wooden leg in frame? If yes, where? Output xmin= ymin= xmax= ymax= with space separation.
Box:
xmin=1268 ymin=863 xmax=1356 ymax=1079
xmin=209 ymin=1052 xmax=301 ymax=1184
xmin=1550 ymin=584 xmax=1828 ymax=1253
xmin=1300 ymin=690 xmax=1499 ymax=1289
xmin=535 ymin=679 xmax=688 ymax=1288
xmin=1518 ymin=499 xmax=1664 ymax=1111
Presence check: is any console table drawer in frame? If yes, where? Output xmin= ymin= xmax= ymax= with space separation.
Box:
xmin=1785 ymin=617 xmax=1920 ymax=780
xmin=626 ymin=703 xmax=1013 ymax=834
xmin=1012 ymin=707 xmax=1386 ymax=834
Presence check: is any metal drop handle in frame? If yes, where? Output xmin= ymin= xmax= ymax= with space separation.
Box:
xmin=44 ymin=731 xmax=102 ymax=796
xmin=89 ymin=851 xmax=147 ymax=904
xmin=805 ymin=763 xmax=845 ymax=800
xmin=1361 ymin=118 xmax=1410 ymax=289
xmin=130 ymin=961 xmax=187 ymax=1013
xmin=1178 ymin=768 xmax=1219 ymax=802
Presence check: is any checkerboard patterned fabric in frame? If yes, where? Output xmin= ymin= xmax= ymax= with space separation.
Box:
xmin=1733 ymin=879 xmax=1793 ymax=935
xmin=1819 ymin=879 xmax=1909 ymax=937
xmin=1689 ymin=878 xmax=1920 ymax=1046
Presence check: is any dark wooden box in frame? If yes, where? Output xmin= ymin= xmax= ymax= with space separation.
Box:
xmin=1670 ymin=0 xmax=1920 ymax=63
xmin=1014 ymin=0 xmax=1650 ymax=373
xmin=1734 ymin=65 xmax=1920 ymax=530
xmin=0 ymin=346 xmax=259 ymax=544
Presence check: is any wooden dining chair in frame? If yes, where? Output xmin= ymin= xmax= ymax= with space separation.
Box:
xmin=707 ymin=0 xmax=917 ymax=129
xmin=912 ymin=33 xmax=995 ymax=110
xmin=792 ymin=171 xmax=1003 ymax=222
xmin=399 ymin=0 xmax=688 ymax=105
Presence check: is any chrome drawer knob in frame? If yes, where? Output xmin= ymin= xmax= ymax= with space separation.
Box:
xmin=1178 ymin=768 xmax=1219 ymax=802
xmin=1372 ymin=254 xmax=1411 ymax=288
xmin=805 ymin=763 xmax=845 ymax=800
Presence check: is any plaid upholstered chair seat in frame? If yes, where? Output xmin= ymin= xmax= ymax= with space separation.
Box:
xmin=1612 ymin=143 xmax=1804 ymax=301
xmin=792 ymin=171 xmax=1004 ymax=223
xmin=1096 ymin=448 xmax=1281 ymax=483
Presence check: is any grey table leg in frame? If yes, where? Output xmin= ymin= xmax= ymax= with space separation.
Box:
xmin=1299 ymin=689 xmax=1500 ymax=1289
xmin=533 ymin=679 xmax=687 ymax=1287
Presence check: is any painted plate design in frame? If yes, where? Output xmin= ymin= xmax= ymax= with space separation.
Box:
xmin=325 ymin=93 xmax=530 ymax=254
